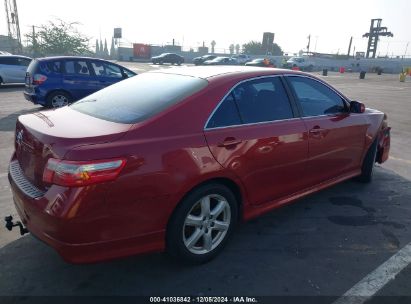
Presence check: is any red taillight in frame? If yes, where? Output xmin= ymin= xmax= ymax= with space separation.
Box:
xmin=32 ymin=74 xmax=48 ymax=85
xmin=43 ymin=158 xmax=126 ymax=187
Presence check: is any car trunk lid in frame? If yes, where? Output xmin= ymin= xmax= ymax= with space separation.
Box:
xmin=15 ymin=107 xmax=132 ymax=191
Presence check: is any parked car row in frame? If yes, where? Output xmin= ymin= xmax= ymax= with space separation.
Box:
xmin=193 ymin=54 xmax=277 ymax=67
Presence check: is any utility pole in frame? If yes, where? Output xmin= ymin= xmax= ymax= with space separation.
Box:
xmin=404 ymin=42 xmax=409 ymax=59
xmin=4 ymin=0 xmax=22 ymax=54
xmin=347 ymin=36 xmax=353 ymax=58
xmin=363 ymin=18 xmax=393 ymax=58
xmin=307 ymin=35 xmax=311 ymax=54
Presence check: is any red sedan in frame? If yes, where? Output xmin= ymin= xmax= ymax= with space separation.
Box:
xmin=7 ymin=66 xmax=391 ymax=264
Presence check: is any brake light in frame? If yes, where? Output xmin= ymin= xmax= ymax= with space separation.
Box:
xmin=32 ymin=74 xmax=48 ymax=85
xmin=43 ymin=158 xmax=126 ymax=187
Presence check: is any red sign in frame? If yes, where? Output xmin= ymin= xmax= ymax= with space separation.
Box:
xmin=133 ymin=44 xmax=151 ymax=59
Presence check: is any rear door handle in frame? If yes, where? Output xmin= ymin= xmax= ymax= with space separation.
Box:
xmin=218 ymin=138 xmax=242 ymax=148
xmin=309 ymin=126 xmax=326 ymax=134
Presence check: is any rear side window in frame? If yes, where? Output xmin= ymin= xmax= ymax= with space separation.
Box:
xmin=207 ymin=77 xmax=294 ymax=128
xmin=70 ymin=72 xmax=208 ymax=124
xmin=65 ymin=60 xmax=90 ymax=75
xmin=17 ymin=58 xmax=31 ymax=66
xmin=39 ymin=61 xmax=62 ymax=74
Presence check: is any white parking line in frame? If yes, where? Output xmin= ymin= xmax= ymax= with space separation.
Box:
xmin=390 ymin=156 xmax=411 ymax=165
xmin=333 ymin=242 xmax=411 ymax=304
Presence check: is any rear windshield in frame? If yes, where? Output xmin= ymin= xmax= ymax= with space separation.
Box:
xmin=70 ymin=72 xmax=208 ymax=124
xmin=27 ymin=59 xmax=39 ymax=74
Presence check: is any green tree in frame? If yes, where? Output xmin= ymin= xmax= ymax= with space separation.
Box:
xmin=26 ymin=19 xmax=92 ymax=56
xmin=242 ymin=40 xmax=283 ymax=56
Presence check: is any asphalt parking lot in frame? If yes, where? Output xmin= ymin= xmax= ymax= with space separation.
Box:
xmin=0 ymin=64 xmax=410 ymax=302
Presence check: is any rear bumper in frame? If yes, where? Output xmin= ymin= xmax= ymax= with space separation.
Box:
xmin=7 ymin=158 xmax=166 ymax=264
xmin=24 ymin=87 xmax=47 ymax=106
xmin=24 ymin=92 xmax=46 ymax=106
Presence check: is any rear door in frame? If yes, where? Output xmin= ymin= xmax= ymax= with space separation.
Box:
xmin=285 ymin=75 xmax=368 ymax=185
xmin=204 ymin=76 xmax=308 ymax=205
xmin=63 ymin=59 xmax=99 ymax=100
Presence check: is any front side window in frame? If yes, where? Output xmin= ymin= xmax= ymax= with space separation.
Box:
xmin=207 ymin=77 xmax=294 ymax=128
xmin=104 ymin=63 xmax=122 ymax=78
xmin=91 ymin=62 xmax=122 ymax=78
xmin=287 ymin=76 xmax=347 ymax=116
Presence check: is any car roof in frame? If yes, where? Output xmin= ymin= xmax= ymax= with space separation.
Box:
xmin=150 ymin=66 xmax=304 ymax=80
xmin=36 ymin=56 xmax=111 ymax=62
xmin=0 ymin=55 xmax=32 ymax=59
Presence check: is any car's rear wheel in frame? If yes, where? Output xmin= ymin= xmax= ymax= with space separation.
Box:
xmin=356 ymin=138 xmax=378 ymax=183
xmin=46 ymin=91 xmax=72 ymax=108
xmin=167 ymin=184 xmax=238 ymax=264
xmin=177 ymin=61 xmax=182 ymax=66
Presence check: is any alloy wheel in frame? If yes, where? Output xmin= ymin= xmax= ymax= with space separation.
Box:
xmin=51 ymin=95 xmax=69 ymax=108
xmin=182 ymin=194 xmax=231 ymax=255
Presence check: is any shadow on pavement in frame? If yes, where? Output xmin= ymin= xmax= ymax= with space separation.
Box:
xmin=0 ymin=167 xmax=410 ymax=297
xmin=0 ymin=108 xmax=42 ymax=132
xmin=0 ymin=84 xmax=25 ymax=92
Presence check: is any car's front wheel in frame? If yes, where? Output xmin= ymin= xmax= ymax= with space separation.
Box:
xmin=356 ymin=138 xmax=378 ymax=183
xmin=167 ymin=184 xmax=238 ymax=264
xmin=46 ymin=91 xmax=72 ymax=108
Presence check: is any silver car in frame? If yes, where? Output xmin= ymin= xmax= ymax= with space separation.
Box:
xmin=0 ymin=55 xmax=32 ymax=85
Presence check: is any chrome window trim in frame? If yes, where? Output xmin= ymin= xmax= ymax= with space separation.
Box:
xmin=205 ymin=117 xmax=303 ymax=131
xmin=204 ymin=74 xmax=292 ymax=131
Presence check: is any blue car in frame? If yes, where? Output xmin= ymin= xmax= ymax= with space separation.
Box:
xmin=24 ymin=56 xmax=136 ymax=108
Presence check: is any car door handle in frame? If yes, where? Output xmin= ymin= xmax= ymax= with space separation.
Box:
xmin=309 ymin=126 xmax=326 ymax=134
xmin=218 ymin=138 xmax=242 ymax=148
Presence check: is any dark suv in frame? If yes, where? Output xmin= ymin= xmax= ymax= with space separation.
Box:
xmin=24 ymin=56 xmax=136 ymax=108
xmin=151 ymin=53 xmax=184 ymax=65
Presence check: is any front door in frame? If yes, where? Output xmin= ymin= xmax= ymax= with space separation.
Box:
xmin=204 ymin=76 xmax=309 ymax=205
xmin=286 ymin=75 xmax=368 ymax=185
xmin=63 ymin=59 xmax=99 ymax=100
xmin=90 ymin=61 xmax=124 ymax=90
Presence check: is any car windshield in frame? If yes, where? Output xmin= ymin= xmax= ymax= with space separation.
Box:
xmin=70 ymin=72 xmax=208 ymax=124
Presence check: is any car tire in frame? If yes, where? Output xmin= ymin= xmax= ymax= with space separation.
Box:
xmin=356 ymin=138 xmax=378 ymax=183
xmin=46 ymin=90 xmax=72 ymax=108
xmin=177 ymin=61 xmax=182 ymax=66
xmin=166 ymin=183 xmax=238 ymax=264
xmin=159 ymin=61 xmax=163 ymax=65
xmin=0 ymin=76 xmax=3 ymax=85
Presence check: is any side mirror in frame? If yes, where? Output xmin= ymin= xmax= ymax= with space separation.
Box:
xmin=350 ymin=101 xmax=365 ymax=113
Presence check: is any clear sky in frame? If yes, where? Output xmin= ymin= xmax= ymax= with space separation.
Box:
xmin=1 ymin=0 xmax=410 ymax=56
